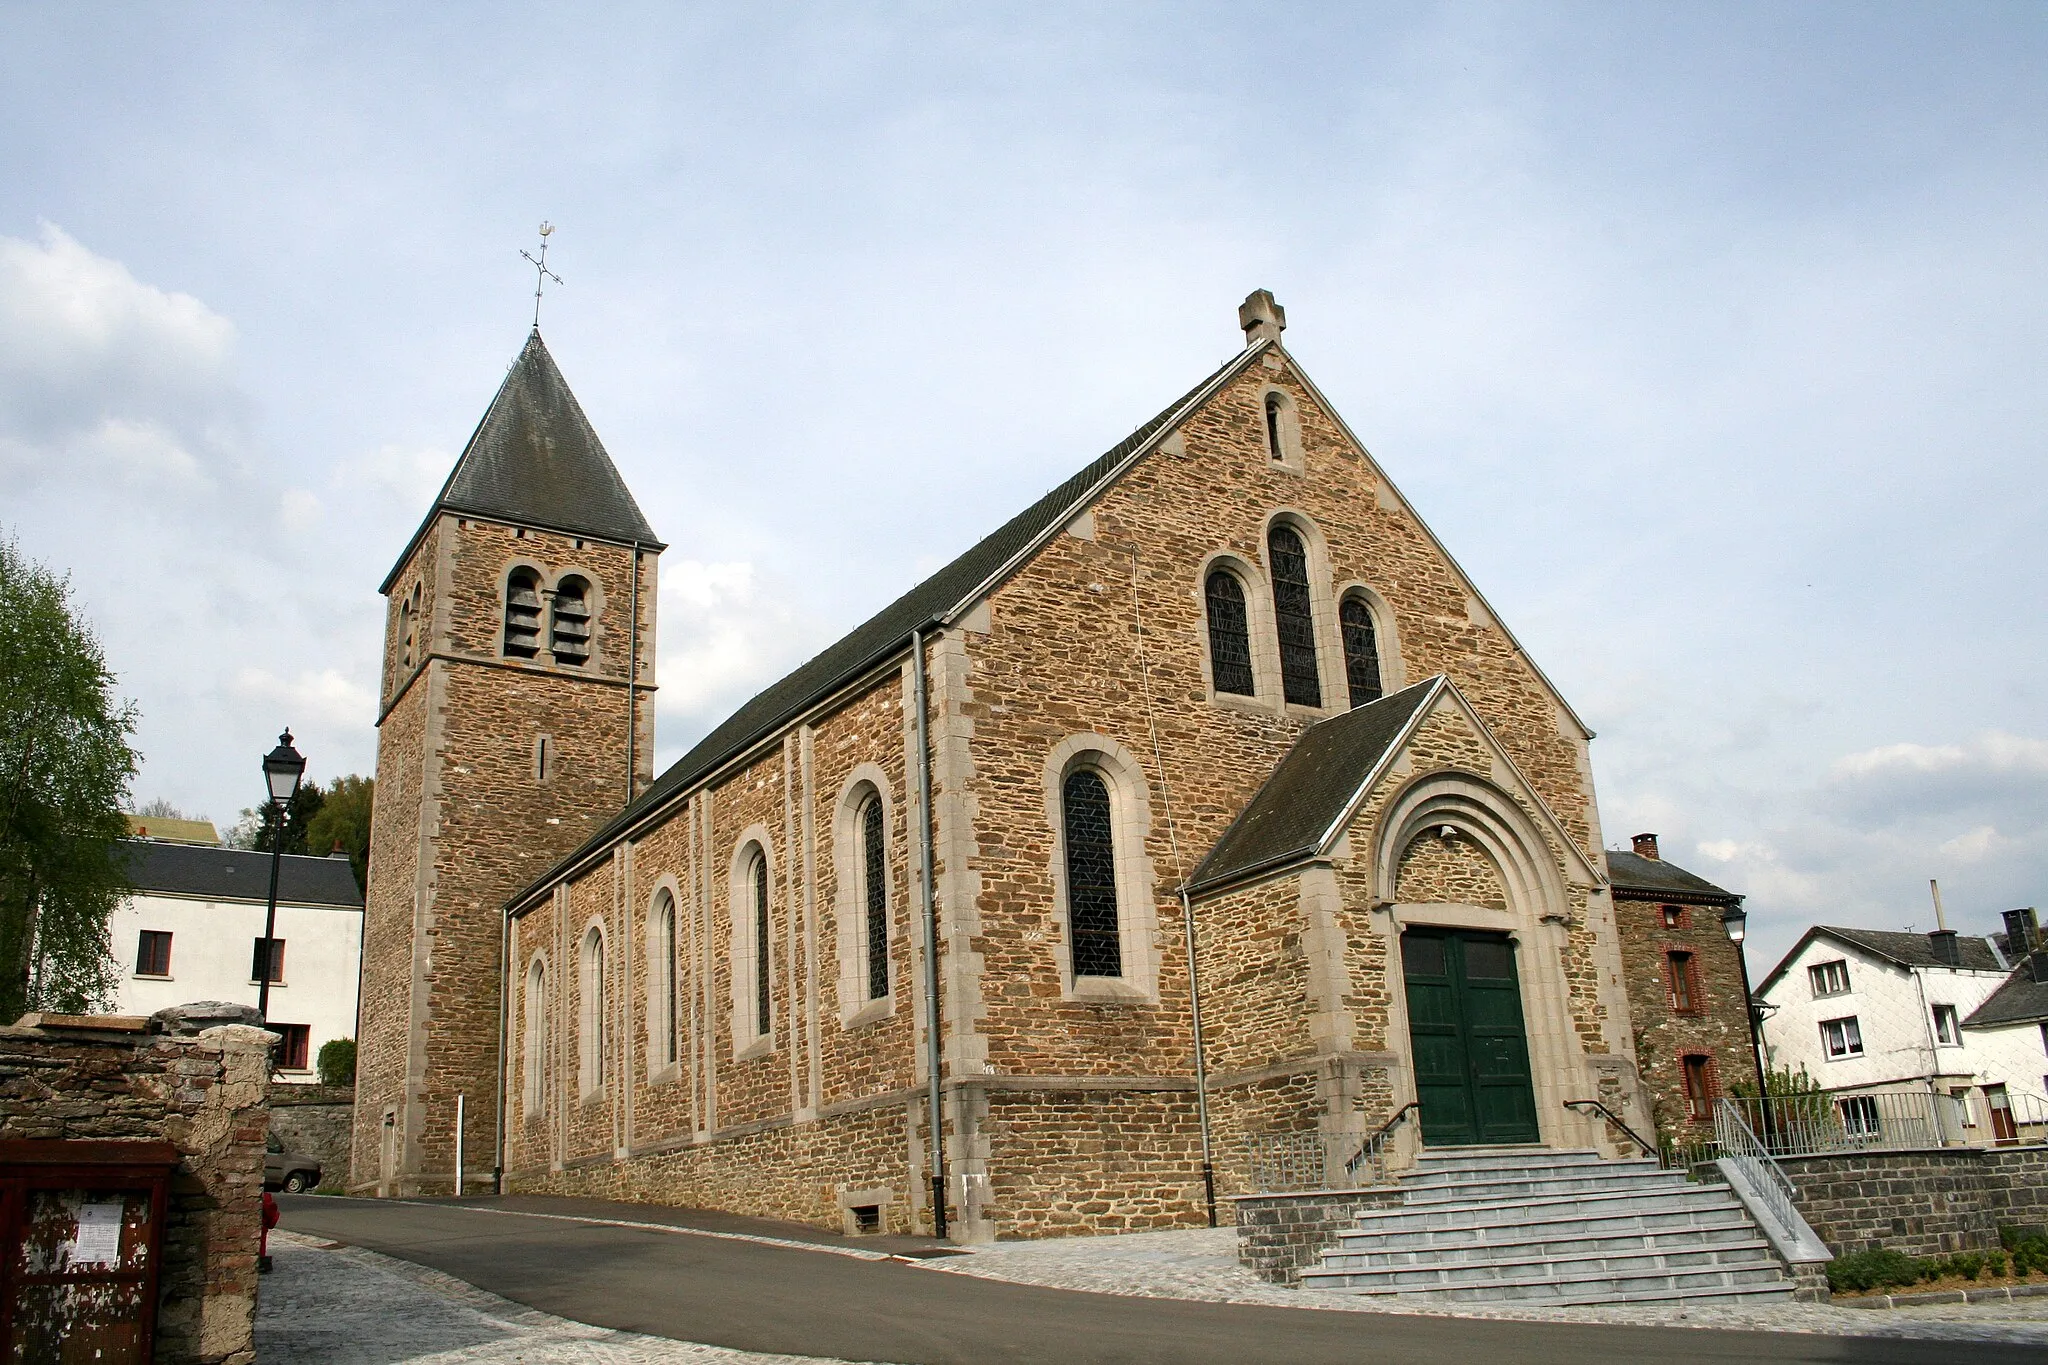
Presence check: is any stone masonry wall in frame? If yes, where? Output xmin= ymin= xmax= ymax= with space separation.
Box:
xmin=1612 ymin=892 xmax=1752 ymax=1152
xmin=1780 ymin=1146 xmax=2048 ymax=1256
xmin=1232 ymin=1187 xmax=1403 ymax=1285
xmin=0 ymin=1012 xmax=272 ymax=1365
xmin=267 ymin=1085 xmax=352 ymax=1191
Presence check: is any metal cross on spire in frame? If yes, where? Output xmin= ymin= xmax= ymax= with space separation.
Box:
xmin=520 ymin=222 xmax=562 ymax=329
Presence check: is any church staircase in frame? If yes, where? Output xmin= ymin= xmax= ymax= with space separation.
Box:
xmin=1298 ymin=1147 xmax=1794 ymax=1306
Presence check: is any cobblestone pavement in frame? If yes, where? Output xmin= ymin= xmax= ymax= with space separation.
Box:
xmin=257 ymin=1231 xmax=870 ymax=1364
xmin=924 ymin=1227 xmax=2048 ymax=1346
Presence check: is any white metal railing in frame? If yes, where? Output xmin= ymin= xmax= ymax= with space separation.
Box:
xmin=1713 ymin=1098 xmax=1803 ymax=1236
xmin=1719 ymin=1090 xmax=1976 ymax=1156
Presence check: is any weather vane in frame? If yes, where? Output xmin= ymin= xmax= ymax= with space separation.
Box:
xmin=520 ymin=222 xmax=562 ymax=329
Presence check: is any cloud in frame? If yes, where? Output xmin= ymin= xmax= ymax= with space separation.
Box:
xmin=226 ymin=668 xmax=377 ymax=732
xmin=651 ymin=559 xmax=818 ymax=757
xmin=0 ymin=223 xmax=242 ymax=492
xmin=1823 ymin=731 xmax=2048 ymax=826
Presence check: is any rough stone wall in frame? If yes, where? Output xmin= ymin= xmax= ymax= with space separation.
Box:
xmin=354 ymin=512 xmax=657 ymax=1195
xmin=1779 ymin=1146 xmax=2048 ymax=1256
xmin=0 ymin=1017 xmax=271 ymax=1365
xmin=266 ymin=1085 xmax=352 ymax=1190
xmin=1611 ymin=893 xmax=1752 ymax=1150
xmin=1394 ymin=835 xmax=1507 ymax=907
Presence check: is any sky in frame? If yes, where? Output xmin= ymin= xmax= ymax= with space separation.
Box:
xmin=2 ymin=3 xmax=2044 ymax=971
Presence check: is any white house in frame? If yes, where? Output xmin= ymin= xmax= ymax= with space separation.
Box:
xmin=1960 ymin=909 xmax=2048 ymax=1126
xmin=108 ymin=836 xmax=364 ymax=1082
xmin=1756 ymin=922 xmax=2048 ymax=1142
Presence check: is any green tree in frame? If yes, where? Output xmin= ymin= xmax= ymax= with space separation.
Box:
xmin=0 ymin=538 xmax=139 ymax=1019
xmin=316 ymin=1036 xmax=356 ymax=1087
xmin=304 ymin=775 xmax=372 ymax=889
xmin=225 ymin=780 xmax=326 ymax=855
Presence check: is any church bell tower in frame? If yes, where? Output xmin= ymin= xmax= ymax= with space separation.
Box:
xmin=350 ymin=328 xmax=661 ymax=1195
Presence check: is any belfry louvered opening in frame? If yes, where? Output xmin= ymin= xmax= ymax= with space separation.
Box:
xmin=504 ymin=568 xmax=543 ymax=659
xmin=1062 ymin=768 xmax=1122 ymax=978
xmin=1204 ymin=570 xmax=1255 ymax=696
xmin=550 ymin=575 xmax=592 ymax=666
xmin=1268 ymin=525 xmax=1321 ymax=706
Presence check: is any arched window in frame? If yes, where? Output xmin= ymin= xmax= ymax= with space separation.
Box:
xmin=504 ymin=569 xmax=542 ymax=659
xmin=1268 ymin=525 xmax=1322 ymax=706
xmin=752 ymin=850 xmax=772 ymax=1040
xmin=579 ymin=926 xmax=606 ymax=1095
xmin=522 ymin=958 xmax=547 ymax=1113
xmin=1340 ymin=595 xmax=1384 ymax=707
xmin=1265 ymin=391 xmax=1285 ymax=461
xmin=861 ymin=794 xmax=889 ymax=999
xmin=398 ymin=582 xmax=421 ymax=669
xmin=1204 ymin=570 xmax=1255 ymax=697
xmin=1062 ymin=769 xmax=1122 ymax=978
xmin=653 ymin=889 xmax=678 ymax=1069
xmin=551 ymin=575 xmax=591 ymax=667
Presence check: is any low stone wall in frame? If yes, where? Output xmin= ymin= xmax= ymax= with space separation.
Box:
xmin=268 ymin=1085 xmax=353 ymax=1190
xmin=1231 ymin=1187 xmax=1402 ymax=1285
xmin=1781 ymin=1145 xmax=2048 ymax=1257
xmin=0 ymin=1005 xmax=273 ymax=1365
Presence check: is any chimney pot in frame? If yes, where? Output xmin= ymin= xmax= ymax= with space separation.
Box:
xmin=1238 ymin=290 xmax=1286 ymax=346
xmin=1632 ymin=833 xmax=1660 ymax=861
xmin=1928 ymin=928 xmax=1961 ymax=967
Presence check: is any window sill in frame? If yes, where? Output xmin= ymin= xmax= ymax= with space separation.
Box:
xmin=842 ymin=996 xmax=894 ymax=1030
xmin=1210 ymin=692 xmax=1277 ymax=719
xmin=646 ymin=1062 xmax=682 ymax=1086
xmin=733 ymin=1036 xmax=774 ymax=1062
xmin=249 ymin=980 xmax=287 ymax=989
xmin=1823 ymin=1053 xmax=1863 ymax=1062
xmin=578 ymin=1087 xmax=607 ymax=1107
xmin=133 ymin=974 xmax=173 ymax=982
xmin=1066 ymin=976 xmax=1152 ymax=1006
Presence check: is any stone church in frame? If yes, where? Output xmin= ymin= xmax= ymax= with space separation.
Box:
xmin=352 ymin=292 xmax=1670 ymax=1240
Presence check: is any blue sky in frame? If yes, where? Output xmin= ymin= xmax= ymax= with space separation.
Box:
xmin=3 ymin=3 xmax=2044 ymax=969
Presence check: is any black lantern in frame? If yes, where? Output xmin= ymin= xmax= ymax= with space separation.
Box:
xmin=256 ymin=729 xmax=306 ymax=1024
xmin=263 ymin=730 xmax=307 ymax=805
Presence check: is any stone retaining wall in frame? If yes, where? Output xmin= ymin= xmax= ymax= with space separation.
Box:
xmin=1231 ymin=1187 xmax=1402 ymax=1285
xmin=268 ymin=1085 xmax=353 ymax=1190
xmin=1781 ymin=1145 xmax=2048 ymax=1257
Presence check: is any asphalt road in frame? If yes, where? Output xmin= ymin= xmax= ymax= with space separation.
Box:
xmin=278 ymin=1195 xmax=2026 ymax=1365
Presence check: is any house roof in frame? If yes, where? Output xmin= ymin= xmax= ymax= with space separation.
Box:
xmin=123 ymin=815 xmax=221 ymax=847
xmin=508 ymin=339 xmax=1269 ymax=913
xmin=1963 ymin=960 xmax=2048 ymax=1029
xmin=381 ymin=329 xmax=662 ymax=592
xmin=1604 ymin=850 xmax=1740 ymax=905
xmin=119 ymin=840 xmax=363 ymax=909
xmin=1758 ymin=924 xmax=2005 ymax=997
xmin=1186 ymin=678 xmax=1442 ymax=897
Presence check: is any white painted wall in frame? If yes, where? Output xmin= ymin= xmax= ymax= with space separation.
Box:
xmin=108 ymin=889 xmax=362 ymax=1082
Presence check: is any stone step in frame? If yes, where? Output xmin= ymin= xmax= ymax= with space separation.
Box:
xmin=1302 ymin=1257 xmax=1791 ymax=1303
xmin=1399 ymin=1169 xmax=1689 ymax=1204
xmin=1407 ymin=1146 xmax=1607 ymax=1174
xmin=1307 ymin=1239 xmax=1781 ymax=1291
xmin=1347 ymin=1184 xmax=1744 ymax=1236
xmin=1400 ymin=1154 xmax=1660 ymax=1184
xmin=1322 ymin=1217 xmax=1766 ymax=1269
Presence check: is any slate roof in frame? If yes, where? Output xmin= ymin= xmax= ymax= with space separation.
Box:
xmin=1759 ymin=924 xmax=2006 ymax=997
xmin=1605 ymin=850 xmax=1740 ymax=904
xmin=119 ymin=840 xmax=363 ymax=909
xmin=382 ymin=329 xmax=662 ymax=592
xmin=508 ymin=340 xmax=1268 ymax=912
xmin=1964 ymin=960 xmax=2048 ymax=1029
xmin=1186 ymin=677 xmax=1442 ymax=897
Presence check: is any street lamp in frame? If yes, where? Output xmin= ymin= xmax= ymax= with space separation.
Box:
xmin=257 ymin=730 xmax=306 ymax=1022
xmin=1721 ymin=903 xmax=1774 ymax=1144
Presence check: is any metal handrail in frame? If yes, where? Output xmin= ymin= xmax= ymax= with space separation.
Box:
xmin=1344 ymin=1101 xmax=1419 ymax=1177
xmin=1715 ymin=1096 xmax=1803 ymax=1238
xmin=1563 ymin=1098 xmax=1656 ymax=1157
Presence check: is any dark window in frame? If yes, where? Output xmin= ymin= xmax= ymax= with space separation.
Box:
xmin=271 ymin=1024 xmax=311 ymax=1071
xmin=1062 ymin=769 xmax=1122 ymax=978
xmin=862 ymin=796 xmax=890 ymax=1000
xmin=551 ymin=576 xmax=592 ymax=667
xmin=1463 ymin=938 xmax=1514 ymax=979
xmin=1839 ymin=1094 xmax=1880 ymax=1135
xmin=1339 ymin=596 xmax=1383 ymax=707
xmin=852 ymin=1204 xmax=881 ymax=1233
xmin=753 ymin=852 xmax=772 ymax=1039
xmin=135 ymin=930 xmax=172 ymax=977
xmin=1265 ymin=392 xmax=1284 ymax=460
xmin=1661 ymin=904 xmax=1689 ymax=930
xmin=1809 ymin=960 xmax=1851 ymax=997
xmin=1402 ymin=935 xmax=1447 ymax=978
xmin=252 ymin=937 xmax=285 ymax=983
xmin=1203 ymin=571 xmax=1255 ymax=696
xmin=1268 ymin=526 xmax=1321 ymax=706
xmin=504 ymin=569 xmax=542 ymax=658
xmin=1667 ymin=951 xmax=1698 ymax=1013
xmin=1681 ymin=1054 xmax=1715 ymax=1121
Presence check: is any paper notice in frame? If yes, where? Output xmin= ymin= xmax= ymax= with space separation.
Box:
xmin=70 ymin=1202 xmax=124 ymax=1267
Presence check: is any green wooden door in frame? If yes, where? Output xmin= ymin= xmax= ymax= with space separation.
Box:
xmin=1401 ymin=929 xmax=1540 ymax=1146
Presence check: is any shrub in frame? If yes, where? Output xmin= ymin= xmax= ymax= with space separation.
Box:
xmin=1828 ymin=1248 xmax=1928 ymax=1294
xmin=317 ymin=1037 xmax=357 ymax=1087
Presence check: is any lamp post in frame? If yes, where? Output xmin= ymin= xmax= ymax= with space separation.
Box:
xmin=1721 ymin=904 xmax=1773 ymax=1145
xmin=257 ymin=730 xmax=306 ymax=1023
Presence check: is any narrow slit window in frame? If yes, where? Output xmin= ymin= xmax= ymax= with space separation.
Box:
xmin=398 ymin=582 xmax=421 ymax=669
xmin=535 ymin=734 xmax=551 ymax=783
xmin=753 ymin=851 xmax=772 ymax=1040
xmin=862 ymin=795 xmax=889 ymax=1000
xmin=1203 ymin=571 xmax=1255 ymax=696
xmin=523 ymin=959 xmax=547 ymax=1112
xmin=1268 ymin=525 xmax=1321 ymax=706
xmin=1063 ymin=769 xmax=1122 ymax=978
xmin=581 ymin=927 xmax=607 ymax=1093
xmin=1265 ymin=392 xmax=1284 ymax=461
xmin=551 ymin=575 xmax=592 ymax=667
xmin=657 ymin=890 xmax=679 ymax=1067
xmin=504 ymin=569 xmax=543 ymax=659
xmin=1339 ymin=596 xmax=1383 ymax=707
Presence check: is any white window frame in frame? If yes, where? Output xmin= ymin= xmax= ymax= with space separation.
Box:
xmin=1932 ymin=1002 xmax=1961 ymax=1046
xmin=1809 ymin=959 xmax=1851 ymax=998
xmin=1821 ymin=1014 xmax=1863 ymax=1060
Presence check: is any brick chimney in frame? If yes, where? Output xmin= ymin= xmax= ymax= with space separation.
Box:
xmin=1239 ymin=290 xmax=1285 ymax=346
xmin=1631 ymin=833 xmax=1660 ymax=861
xmin=1928 ymin=929 xmax=1961 ymax=966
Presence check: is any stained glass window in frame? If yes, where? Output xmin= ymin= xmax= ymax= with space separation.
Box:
xmin=1204 ymin=571 xmax=1255 ymax=696
xmin=1269 ymin=526 xmax=1321 ymax=706
xmin=1063 ymin=769 xmax=1122 ymax=978
xmin=504 ymin=569 xmax=542 ymax=659
xmin=1340 ymin=596 xmax=1383 ymax=707
xmin=862 ymin=795 xmax=889 ymax=1000
xmin=753 ymin=852 xmax=771 ymax=1039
